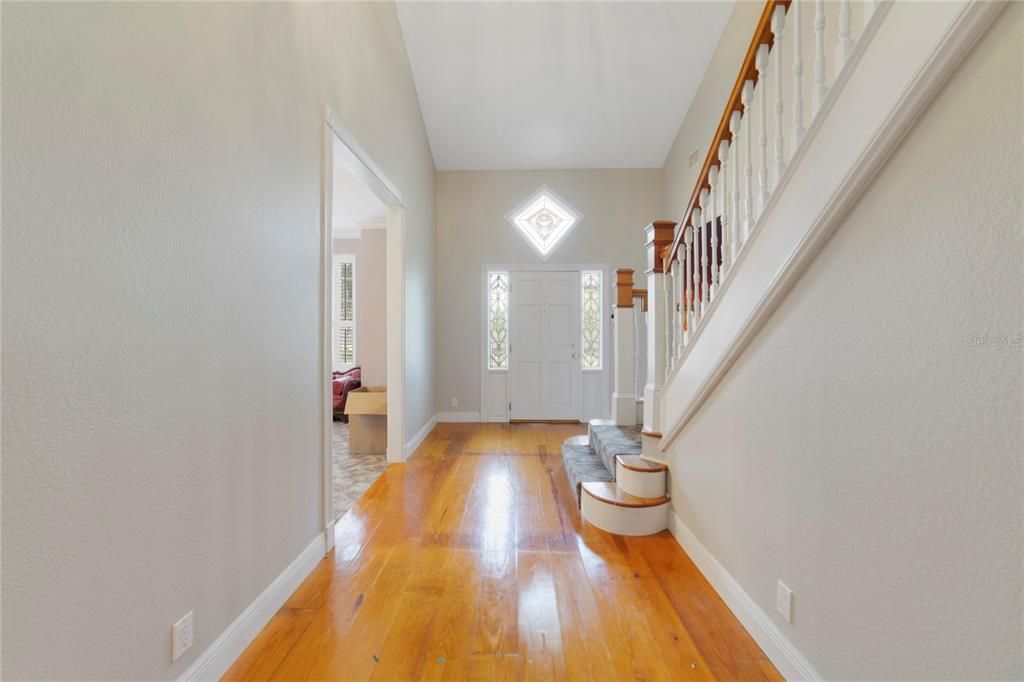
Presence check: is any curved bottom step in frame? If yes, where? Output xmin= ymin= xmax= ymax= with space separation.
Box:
xmin=615 ymin=455 xmax=667 ymax=498
xmin=580 ymin=482 xmax=669 ymax=536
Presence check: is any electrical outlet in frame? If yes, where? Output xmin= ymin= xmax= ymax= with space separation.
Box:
xmin=451 ymin=397 xmax=458 ymax=409
xmin=776 ymin=581 xmax=793 ymax=623
xmin=172 ymin=611 xmax=194 ymax=662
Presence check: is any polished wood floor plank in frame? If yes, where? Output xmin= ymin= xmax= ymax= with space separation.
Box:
xmin=291 ymin=542 xmax=418 ymax=681
xmin=418 ymin=549 xmax=485 ymax=681
xmin=517 ymin=550 xmax=568 ymax=681
xmin=226 ymin=423 xmax=780 ymax=682
xmin=457 ymin=455 xmax=514 ymax=551
xmin=268 ymin=545 xmax=396 ymax=680
xmin=368 ymin=544 xmax=451 ymax=681
xmin=574 ymin=528 xmax=680 ymax=682
xmin=632 ymin=532 xmax=785 ymax=681
xmin=548 ymin=551 xmax=618 ymax=681
xmin=471 ymin=548 xmax=518 ymax=656
xmin=221 ymin=607 xmax=315 ymax=682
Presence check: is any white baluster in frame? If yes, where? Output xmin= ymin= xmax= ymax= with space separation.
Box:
xmin=669 ymin=257 xmax=679 ymax=366
xmin=664 ymin=253 xmax=674 ymax=377
xmin=741 ymin=81 xmax=754 ymax=241
xmin=698 ymin=189 xmax=710 ymax=313
xmin=756 ymin=45 xmax=769 ymax=214
xmin=708 ymin=166 xmax=720 ymax=298
xmin=684 ymin=224 xmax=694 ymax=337
xmin=813 ymin=0 xmax=829 ymax=115
xmin=792 ymin=0 xmax=806 ymax=147
xmin=729 ymin=111 xmax=742 ymax=261
xmin=693 ymin=205 xmax=702 ymax=323
xmin=717 ymin=139 xmax=730 ymax=280
xmin=676 ymin=252 xmax=685 ymax=355
xmin=836 ymin=0 xmax=853 ymax=72
xmin=772 ymin=6 xmax=786 ymax=181
xmin=865 ymin=0 xmax=876 ymax=24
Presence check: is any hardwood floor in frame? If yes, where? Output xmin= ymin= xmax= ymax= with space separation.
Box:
xmin=224 ymin=423 xmax=781 ymax=681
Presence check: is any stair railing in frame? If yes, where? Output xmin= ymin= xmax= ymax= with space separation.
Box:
xmin=660 ymin=0 xmax=874 ymax=376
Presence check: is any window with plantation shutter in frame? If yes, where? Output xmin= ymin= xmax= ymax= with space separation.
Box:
xmin=333 ymin=255 xmax=356 ymax=371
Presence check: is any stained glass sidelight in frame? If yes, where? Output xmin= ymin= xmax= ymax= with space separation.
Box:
xmin=581 ymin=271 xmax=602 ymax=370
xmin=488 ymin=272 xmax=509 ymax=370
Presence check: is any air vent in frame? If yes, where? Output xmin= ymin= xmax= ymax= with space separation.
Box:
xmin=688 ymin=148 xmax=700 ymax=169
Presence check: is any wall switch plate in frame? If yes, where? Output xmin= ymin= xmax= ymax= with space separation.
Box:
xmin=451 ymin=398 xmax=458 ymax=408
xmin=776 ymin=581 xmax=793 ymax=623
xmin=172 ymin=611 xmax=194 ymax=662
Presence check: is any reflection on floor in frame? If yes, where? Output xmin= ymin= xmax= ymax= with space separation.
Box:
xmin=333 ymin=421 xmax=388 ymax=522
xmin=227 ymin=422 xmax=781 ymax=681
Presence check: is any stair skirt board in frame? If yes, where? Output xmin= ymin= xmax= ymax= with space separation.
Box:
xmin=615 ymin=459 xmax=667 ymax=499
xmin=581 ymin=489 xmax=670 ymax=536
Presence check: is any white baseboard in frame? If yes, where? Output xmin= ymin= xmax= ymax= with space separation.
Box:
xmin=667 ymin=511 xmax=820 ymax=682
xmin=403 ymin=414 xmax=438 ymax=457
xmin=179 ymin=533 xmax=326 ymax=681
xmin=437 ymin=411 xmax=481 ymax=422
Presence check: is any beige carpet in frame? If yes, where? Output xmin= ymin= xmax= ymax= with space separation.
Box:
xmin=332 ymin=421 xmax=388 ymax=522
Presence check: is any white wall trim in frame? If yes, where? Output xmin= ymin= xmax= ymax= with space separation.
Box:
xmin=404 ymin=413 xmax=438 ymax=456
xmin=178 ymin=533 xmax=326 ymax=681
xmin=321 ymin=105 xmax=408 ymax=548
xmin=659 ymin=0 xmax=1004 ymax=449
xmin=667 ymin=512 xmax=821 ymax=682
xmin=437 ymin=411 xmax=481 ymax=422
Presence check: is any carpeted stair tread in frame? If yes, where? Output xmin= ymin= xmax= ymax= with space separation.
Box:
xmin=561 ymin=442 xmax=613 ymax=507
xmin=590 ymin=424 xmax=642 ymax=475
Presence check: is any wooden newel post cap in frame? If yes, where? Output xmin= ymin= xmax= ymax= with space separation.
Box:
xmin=645 ymin=221 xmax=677 ymax=274
xmin=616 ymin=268 xmax=635 ymax=308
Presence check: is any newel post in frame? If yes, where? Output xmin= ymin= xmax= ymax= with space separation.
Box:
xmin=643 ymin=221 xmax=676 ymax=434
xmin=612 ymin=268 xmax=636 ymax=425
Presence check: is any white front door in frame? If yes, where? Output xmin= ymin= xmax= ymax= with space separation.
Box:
xmin=509 ymin=271 xmax=580 ymax=420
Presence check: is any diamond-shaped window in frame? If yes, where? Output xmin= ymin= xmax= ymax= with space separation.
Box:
xmin=505 ymin=186 xmax=582 ymax=261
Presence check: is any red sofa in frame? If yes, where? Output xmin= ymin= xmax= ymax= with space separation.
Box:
xmin=332 ymin=367 xmax=362 ymax=421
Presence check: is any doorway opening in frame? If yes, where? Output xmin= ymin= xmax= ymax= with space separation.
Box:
xmin=320 ymin=107 xmax=405 ymax=551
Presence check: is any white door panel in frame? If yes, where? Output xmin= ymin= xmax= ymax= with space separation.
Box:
xmin=510 ymin=271 xmax=580 ymax=420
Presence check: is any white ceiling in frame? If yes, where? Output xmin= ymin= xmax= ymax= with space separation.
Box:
xmin=332 ymin=136 xmax=388 ymax=237
xmin=396 ymin=1 xmax=734 ymax=171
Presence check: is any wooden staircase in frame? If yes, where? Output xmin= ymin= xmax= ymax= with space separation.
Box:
xmin=561 ymin=420 xmax=669 ymax=536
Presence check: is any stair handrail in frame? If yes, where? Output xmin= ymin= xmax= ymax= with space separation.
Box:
xmin=666 ymin=0 xmax=789 ymax=269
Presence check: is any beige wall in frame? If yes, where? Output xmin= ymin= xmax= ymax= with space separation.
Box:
xmin=334 ymin=232 xmax=388 ymax=385
xmin=666 ymin=6 xmax=1023 ymax=678
xmin=434 ymin=169 xmax=663 ymax=414
xmin=1 ymin=2 xmax=433 ymax=679
xmin=662 ymin=1 xmax=761 ymax=219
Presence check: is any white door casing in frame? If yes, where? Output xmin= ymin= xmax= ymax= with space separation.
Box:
xmin=321 ymin=105 xmax=405 ymax=552
xmin=509 ymin=271 xmax=580 ymax=420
